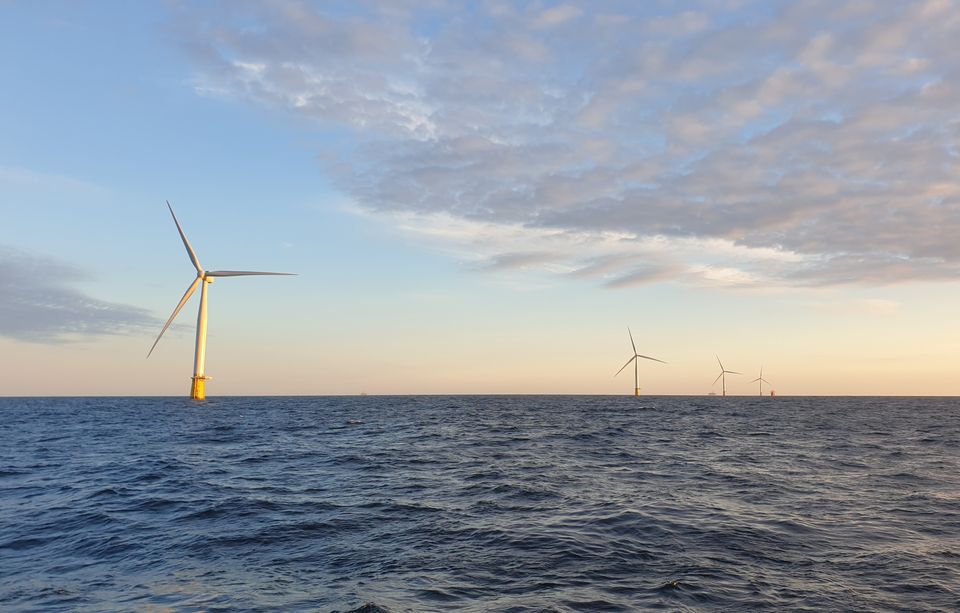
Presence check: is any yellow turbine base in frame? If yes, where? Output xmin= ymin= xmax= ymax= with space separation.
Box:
xmin=190 ymin=376 xmax=208 ymax=400
xmin=635 ymin=387 xmax=641 ymax=396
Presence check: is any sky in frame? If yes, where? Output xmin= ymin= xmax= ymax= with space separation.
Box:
xmin=1 ymin=0 xmax=958 ymax=396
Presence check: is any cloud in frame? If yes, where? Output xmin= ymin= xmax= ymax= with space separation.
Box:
xmin=605 ymin=264 xmax=682 ymax=288
xmin=175 ymin=0 xmax=960 ymax=288
xmin=477 ymin=251 xmax=564 ymax=272
xmin=532 ymin=4 xmax=583 ymax=29
xmin=0 ymin=246 xmax=157 ymax=343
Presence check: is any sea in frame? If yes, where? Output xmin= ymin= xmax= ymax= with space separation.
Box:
xmin=1 ymin=396 xmax=958 ymax=612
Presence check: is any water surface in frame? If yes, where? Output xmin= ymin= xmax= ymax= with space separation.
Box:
xmin=1 ymin=396 xmax=958 ymax=611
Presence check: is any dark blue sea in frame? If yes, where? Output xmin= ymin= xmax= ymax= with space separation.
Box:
xmin=1 ymin=396 xmax=958 ymax=612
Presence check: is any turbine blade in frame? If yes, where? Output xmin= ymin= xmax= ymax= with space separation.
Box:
xmin=166 ymin=201 xmax=203 ymax=273
xmin=628 ymin=327 xmax=637 ymax=354
xmin=147 ymin=277 xmax=200 ymax=358
xmin=205 ymin=270 xmax=297 ymax=277
xmin=713 ymin=372 xmax=723 ymax=385
xmin=637 ymin=354 xmax=667 ymax=364
xmin=716 ymin=355 xmax=724 ymax=371
xmin=614 ymin=355 xmax=637 ymax=377
xmin=728 ymin=370 xmax=742 ymax=375
xmin=750 ymin=377 xmax=761 ymax=383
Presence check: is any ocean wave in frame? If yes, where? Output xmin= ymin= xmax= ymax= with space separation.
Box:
xmin=1 ymin=395 xmax=958 ymax=611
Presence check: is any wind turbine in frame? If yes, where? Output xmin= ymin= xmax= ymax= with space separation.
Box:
xmin=713 ymin=355 xmax=740 ymax=397
xmin=148 ymin=201 xmax=295 ymax=400
xmin=750 ymin=366 xmax=772 ymax=397
xmin=614 ymin=327 xmax=666 ymax=396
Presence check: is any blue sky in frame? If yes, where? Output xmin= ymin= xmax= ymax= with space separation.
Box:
xmin=1 ymin=0 xmax=958 ymax=396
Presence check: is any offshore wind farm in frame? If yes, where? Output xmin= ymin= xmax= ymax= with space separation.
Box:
xmin=2 ymin=2 xmax=959 ymax=612
xmin=3 ymin=2 xmax=958 ymax=399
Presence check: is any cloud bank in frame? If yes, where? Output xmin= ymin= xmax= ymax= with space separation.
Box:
xmin=178 ymin=0 xmax=960 ymax=288
xmin=0 ymin=246 xmax=156 ymax=342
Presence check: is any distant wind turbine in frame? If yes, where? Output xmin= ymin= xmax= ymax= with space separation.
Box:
xmin=750 ymin=366 xmax=772 ymax=397
xmin=148 ymin=201 xmax=295 ymax=400
xmin=615 ymin=327 xmax=666 ymax=396
xmin=713 ymin=355 xmax=740 ymax=397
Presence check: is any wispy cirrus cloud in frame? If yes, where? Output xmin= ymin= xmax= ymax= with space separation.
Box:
xmin=0 ymin=246 xmax=156 ymax=343
xmin=175 ymin=0 xmax=960 ymax=288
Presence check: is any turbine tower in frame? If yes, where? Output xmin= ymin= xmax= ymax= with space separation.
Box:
xmin=148 ymin=201 xmax=294 ymax=400
xmin=750 ymin=366 xmax=772 ymax=397
xmin=615 ymin=327 xmax=666 ymax=396
xmin=713 ymin=355 xmax=740 ymax=397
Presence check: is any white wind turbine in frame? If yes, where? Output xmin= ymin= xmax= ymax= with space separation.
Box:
xmin=615 ymin=327 xmax=666 ymax=396
xmin=713 ymin=355 xmax=740 ymax=397
xmin=147 ymin=201 xmax=295 ymax=400
xmin=751 ymin=366 xmax=772 ymax=397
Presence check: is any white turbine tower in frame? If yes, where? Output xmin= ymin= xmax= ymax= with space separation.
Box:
xmin=615 ymin=327 xmax=666 ymax=396
xmin=751 ymin=366 xmax=772 ymax=397
xmin=148 ymin=202 xmax=295 ymax=400
xmin=713 ymin=355 xmax=740 ymax=397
